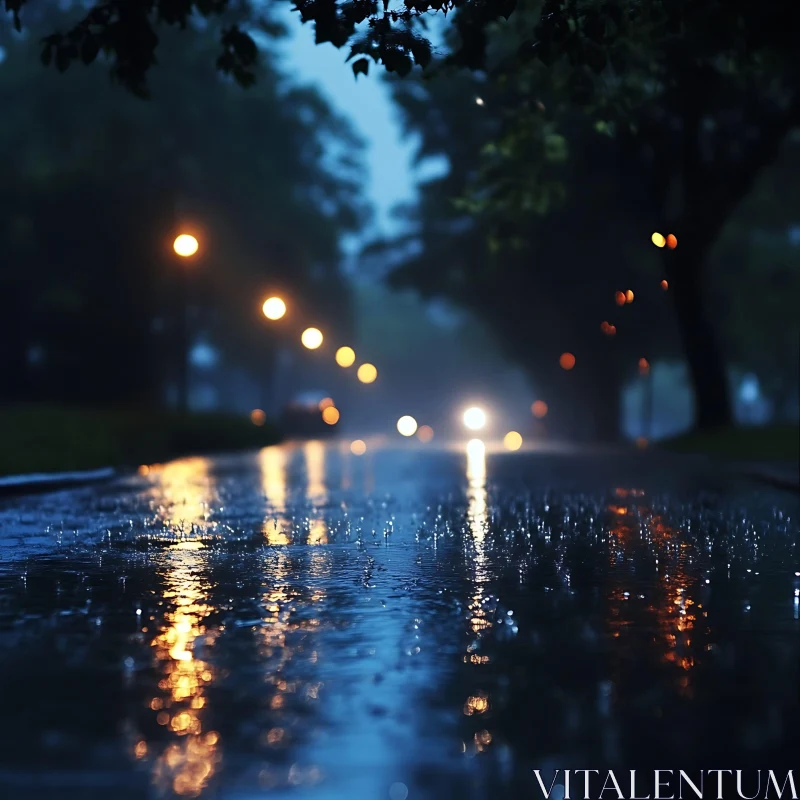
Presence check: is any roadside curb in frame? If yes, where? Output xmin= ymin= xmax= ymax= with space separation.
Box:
xmin=0 ymin=467 xmax=118 ymax=498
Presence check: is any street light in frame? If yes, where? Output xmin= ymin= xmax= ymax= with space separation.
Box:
xmin=262 ymin=296 xmax=286 ymax=321
xmin=397 ymin=416 xmax=418 ymax=437
xmin=463 ymin=406 xmax=487 ymax=431
xmin=172 ymin=232 xmax=199 ymax=413
xmin=322 ymin=406 xmax=340 ymax=425
xmin=335 ymin=346 xmax=356 ymax=368
xmin=173 ymin=234 xmax=198 ymax=257
xmin=357 ymin=363 xmax=378 ymax=384
xmin=301 ymin=327 xmax=323 ymax=350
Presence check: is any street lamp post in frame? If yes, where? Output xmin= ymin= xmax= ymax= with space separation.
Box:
xmin=261 ymin=296 xmax=287 ymax=415
xmin=173 ymin=233 xmax=198 ymax=413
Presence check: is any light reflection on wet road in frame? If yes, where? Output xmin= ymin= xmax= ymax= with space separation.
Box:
xmin=0 ymin=440 xmax=798 ymax=798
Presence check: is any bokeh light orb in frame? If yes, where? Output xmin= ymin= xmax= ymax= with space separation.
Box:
xmin=531 ymin=400 xmax=548 ymax=419
xmin=357 ymin=363 xmax=378 ymax=384
xmin=504 ymin=431 xmax=523 ymax=451
xmin=322 ymin=406 xmax=339 ymax=425
xmin=250 ymin=409 xmax=266 ymax=426
xmin=301 ymin=327 xmax=323 ymax=350
xmin=651 ymin=232 xmax=666 ymax=248
xmin=397 ymin=416 xmax=418 ymax=437
xmin=625 ymin=289 xmax=635 ymax=303
xmin=335 ymin=346 xmax=356 ymax=368
xmin=350 ymin=439 xmax=366 ymax=456
xmin=660 ymin=279 xmax=669 ymax=290
xmin=559 ymin=352 xmax=576 ymax=370
xmin=466 ymin=438 xmax=485 ymax=458
xmin=615 ymin=291 xmax=627 ymax=306
xmin=666 ymin=233 xmax=678 ymax=250
xmin=417 ymin=425 xmax=434 ymax=443
xmin=463 ymin=407 xmax=487 ymax=431
xmin=318 ymin=397 xmax=335 ymax=411
xmin=262 ymin=297 xmax=286 ymax=320
xmin=173 ymin=234 xmax=198 ymax=257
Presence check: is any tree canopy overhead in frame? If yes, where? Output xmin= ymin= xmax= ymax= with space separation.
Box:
xmin=5 ymin=0 xmax=799 ymax=97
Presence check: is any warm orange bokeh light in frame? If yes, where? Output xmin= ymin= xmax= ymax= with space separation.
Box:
xmin=250 ymin=409 xmax=266 ymax=426
xmin=262 ymin=297 xmax=286 ymax=320
xmin=318 ymin=397 xmax=335 ymax=411
xmin=531 ymin=400 xmax=548 ymax=419
xmin=666 ymin=234 xmax=678 ymax=250
xmin=615 ymin=291 xmax=627 ymax=306
xmin=661 ymin=279 xmax=669 ymax=290
xmin=322 ymin=406 xmax=340 ymax=425
xmin=301 ymin=327 xmax=323 ymax=350
xmin=335 ymin=346 xmax=356 ymax=368
xmin=173 ymin=234 xmax=199 ymax=258
xmin=417 ymin=425 xmax=434 ymax=443
xmin=639 ymin=357 xmax=650 ymax=375
xmin=357 ymin=363 xmax=378 ymax=384
xmin=559 ymin=352 xmax=576 ymax=370
xmin=606 ymin=323 xmax=617 ymax=335
xmin=601 ymin=320 xmax=617 ymax=336
xmin=626 ymin=289 xmax=635 ymax=303
xmin=350 ymin=439 xmax=366 ymax=456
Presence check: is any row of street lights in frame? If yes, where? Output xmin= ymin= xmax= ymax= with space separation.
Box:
xmin=171 ymin=228 xmax=653 ymax=443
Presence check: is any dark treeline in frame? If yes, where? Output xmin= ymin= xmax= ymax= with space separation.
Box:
xmin=0 ymin=6 xmax=367 ymax=410
xmin=369 ymin=21 xmax=800 ymax=440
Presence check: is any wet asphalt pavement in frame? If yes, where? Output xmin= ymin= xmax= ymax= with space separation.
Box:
xmin=0 ymin=440 xmax=798 ymax=799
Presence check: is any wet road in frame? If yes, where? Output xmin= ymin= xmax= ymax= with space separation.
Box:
xmin=0 ymin=440 xmax=798 ymax=799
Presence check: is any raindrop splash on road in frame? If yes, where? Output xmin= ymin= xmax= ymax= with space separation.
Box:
xmin=0 ymin=441 xmax=797 ymax=798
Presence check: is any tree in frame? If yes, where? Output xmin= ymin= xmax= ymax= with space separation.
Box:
xmin=370 ymin=64 xmax=681 ymax=441
xmin=7 ymin=0 xmax=799 ymax=429
xmin=0 ymin=7 xmax=368 ymax=408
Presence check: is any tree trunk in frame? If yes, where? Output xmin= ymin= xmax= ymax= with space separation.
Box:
xmin=667 ymin=249 xmax=732 ymax=431
xmin=579 ymin=345 xmax=622 ymax=443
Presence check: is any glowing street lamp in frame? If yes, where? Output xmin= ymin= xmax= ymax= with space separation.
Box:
xmin=463 ymin=406 xmax=487 ymax=431
xmin=322 ymin=406 xmax=340 ymax=425
xmin=173 ymin=234 xmax=199 ymax=258
xmin=301 ymin=327 xmax=323 ymax=350
xmin=397 ymin=416 xmax=418 ymax=437
xmin=357 ymin=363 xmax=378 ymax=384
xmin=262 ymin=296 xmax=286 ymax=320
xmin=172 ymin=232 xmax=199 ymax=413
xmin=336 ymin=346 xmax=356 ymax=367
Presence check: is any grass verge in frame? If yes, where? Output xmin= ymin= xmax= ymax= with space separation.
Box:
xmin=661 ymin=424 xmax=799 ymax=462
xmin=0 ymin=405 xmax=281 ymax=477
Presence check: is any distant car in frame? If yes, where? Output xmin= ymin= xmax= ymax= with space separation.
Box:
xmin=280 ymin=391 xmax=337 ymax=438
